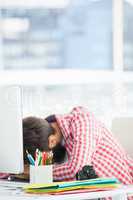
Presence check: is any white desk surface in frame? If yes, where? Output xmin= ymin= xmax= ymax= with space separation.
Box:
xmin=0 ymin=184 xmax=133 ymax=200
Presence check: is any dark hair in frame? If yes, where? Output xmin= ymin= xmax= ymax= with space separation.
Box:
xmin=23 ymin=116 xmax=54 ymax=164
xmin=52 ymin=143 xmax=67 ymax=164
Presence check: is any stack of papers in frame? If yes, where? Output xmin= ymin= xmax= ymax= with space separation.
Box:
xmin=23 ymin=178 xmax=121 ymax=195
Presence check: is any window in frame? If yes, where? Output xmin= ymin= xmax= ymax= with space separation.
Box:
xmin=0 ymin=0 xmax=113 ymax=70
xmin=124 ymin=0 xmax=133 ymax=70
xmin=1 ymin=0 xmax=133 ymax=127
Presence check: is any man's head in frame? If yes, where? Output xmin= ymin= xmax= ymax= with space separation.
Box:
xmin=23 ymin=116 xmax=66 ymax=164
xmin=23 ymin=116 xmax=54 ymax=163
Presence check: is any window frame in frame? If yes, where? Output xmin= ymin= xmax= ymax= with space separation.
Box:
xmin=0 ymin=0 xmax=133 ymax=86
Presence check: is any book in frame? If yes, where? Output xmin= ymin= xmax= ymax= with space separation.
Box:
xmin=23 ymin=177 xmax=121 ymax=194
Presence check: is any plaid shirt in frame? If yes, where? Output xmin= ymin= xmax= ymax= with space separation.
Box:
xmin=53 ymin=106 xmax=133 ymax=185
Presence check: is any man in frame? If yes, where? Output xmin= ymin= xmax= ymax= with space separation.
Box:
xmin=23 ymin=106 xmax=133 ymax=184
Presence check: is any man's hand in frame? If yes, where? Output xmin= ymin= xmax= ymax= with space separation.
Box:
xmin=10 ymin=164 xmax=29 ymax=180
xmin=23 ymin=164 xmax=29 ymax=177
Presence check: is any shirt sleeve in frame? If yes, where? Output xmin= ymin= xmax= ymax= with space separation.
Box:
xmin=0 ymin=173 xmax=9 ymax=179
xmin=53 ymin=108 xmax=96 ymax=181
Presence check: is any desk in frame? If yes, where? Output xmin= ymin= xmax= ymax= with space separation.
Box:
xmin=0 ymin=185 xmax=133 ymax=200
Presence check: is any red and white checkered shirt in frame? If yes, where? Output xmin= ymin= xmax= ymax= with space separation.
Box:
xmin=53 ymin=106 xmax=133 ymax=186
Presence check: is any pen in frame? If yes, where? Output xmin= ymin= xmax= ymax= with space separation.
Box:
xmin=45 ymin=151 xmax=53 ymax=165
xmin=48 ymin=151 xmax=53 ymax=164
xmin=26 ymin=150 xmax=35 ymax=165
xmin=38 ymin=151 xmax=42 ymax=166
xmin=35 ymin=149 xmax=39 ymax=166
xmin=42 ymin=151 xmax=47 ymax=165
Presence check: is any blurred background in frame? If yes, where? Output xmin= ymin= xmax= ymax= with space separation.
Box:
xmin=0 ymin=0 xmax=133 ymax=127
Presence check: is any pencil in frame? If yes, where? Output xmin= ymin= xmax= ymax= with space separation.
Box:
xmin=26 ymin=150 xmax=35 ymax=165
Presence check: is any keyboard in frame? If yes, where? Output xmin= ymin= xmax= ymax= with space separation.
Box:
xmin=0 ymin=180 xmax=28 ymax=188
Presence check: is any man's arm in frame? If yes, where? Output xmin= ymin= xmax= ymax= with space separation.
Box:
xmin=53 ymin=109 xmax=96 ymax=181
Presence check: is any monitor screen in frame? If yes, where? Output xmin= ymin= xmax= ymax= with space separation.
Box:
xmin=0 ymin=86 xmax=24 ymax=174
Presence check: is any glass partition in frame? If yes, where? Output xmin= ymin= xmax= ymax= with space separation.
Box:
xmin=0 ymin=0 xmax=113 ymax=70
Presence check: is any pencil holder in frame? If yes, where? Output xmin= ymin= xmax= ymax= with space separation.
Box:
xmin=30 ymin=165 xmax=53 ymax=184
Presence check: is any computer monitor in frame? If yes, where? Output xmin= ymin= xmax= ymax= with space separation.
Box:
xmin=0 ymin=86 xmax=24 ymax=174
